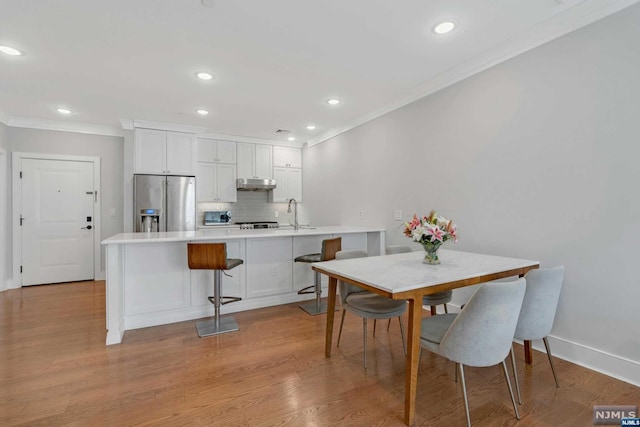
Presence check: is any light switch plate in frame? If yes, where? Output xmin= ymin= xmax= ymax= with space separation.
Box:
xmin=394 ymin=210 xmax=402 ymax=220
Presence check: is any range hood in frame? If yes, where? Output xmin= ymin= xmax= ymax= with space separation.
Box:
xmin=236 ymin=178 xmax=276 ymax=191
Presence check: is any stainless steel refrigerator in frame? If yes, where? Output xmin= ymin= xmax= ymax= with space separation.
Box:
xmin=133 ymin=174 xmax=196 ymax=232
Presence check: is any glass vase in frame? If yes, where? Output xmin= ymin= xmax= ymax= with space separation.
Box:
xmin=421 ymin=241 xmax=443 ymax=265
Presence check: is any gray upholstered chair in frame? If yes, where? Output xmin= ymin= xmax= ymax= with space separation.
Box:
xmin=386 ymin=245 xmax=453 ymax=315
xmin=420 ymin=279 xmax=526 ymax=427
xmin=510 ymin=266 xmax=565 ymax=404
xmin=336 ymin=249 xmax=407 ymax=369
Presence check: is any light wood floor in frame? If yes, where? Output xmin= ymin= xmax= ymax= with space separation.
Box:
xmin=1 ymin=281 xmax=638 ymax=426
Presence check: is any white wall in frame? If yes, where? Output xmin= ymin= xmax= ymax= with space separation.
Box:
xmin=304 ymin=5 xmax=640 ymax=384
xmin=0 ymin=122 xmax=7 ymax=290
xmin=6 ymin=128 xmax=124 ymax=279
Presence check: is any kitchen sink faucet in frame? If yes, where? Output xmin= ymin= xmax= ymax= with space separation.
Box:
xmin=287 ymin=198 xmax=299 ymax=231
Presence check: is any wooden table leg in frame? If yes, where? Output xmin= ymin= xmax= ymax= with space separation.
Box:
xmin=325 ymin=276 xmax=337 ymax=358
xmin=404 ymin=298 xmax=422 ymax=426
xmin=524 ymin=340 xmax=532 ymax=364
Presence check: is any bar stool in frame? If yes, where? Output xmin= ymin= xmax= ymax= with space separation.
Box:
xmin=294 ymin=237 xmax=342 ymax=315
xmin=187 ymin=243 xmax=243 ymax=337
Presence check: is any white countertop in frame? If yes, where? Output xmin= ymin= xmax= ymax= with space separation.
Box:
xmin=313 ymin=249 xmax=539 ymax=294
xmin=102 ymin=226 xmax=384 ymax=245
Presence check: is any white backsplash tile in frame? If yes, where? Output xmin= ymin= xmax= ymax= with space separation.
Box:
xmin=197 ymin=191 xmax=307 ymax=225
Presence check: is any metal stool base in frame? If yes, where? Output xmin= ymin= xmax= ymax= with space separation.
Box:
xmin=299 ymin=298 xmax=339 ymax=316
xmin=196 ymin=317 xmax=239 ymax=337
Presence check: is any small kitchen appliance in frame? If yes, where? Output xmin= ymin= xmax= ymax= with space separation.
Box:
xmin=204 ymin=210 xmax=233 ymax=226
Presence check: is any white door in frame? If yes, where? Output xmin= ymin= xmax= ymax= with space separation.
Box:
xmin=21 ymin=158 xmax=95 ymax=285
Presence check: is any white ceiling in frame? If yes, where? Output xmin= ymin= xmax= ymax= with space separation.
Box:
xmin=0 ymin=0 xmax=636 ymax=145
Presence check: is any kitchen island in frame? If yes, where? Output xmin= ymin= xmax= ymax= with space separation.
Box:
xmin=102 ymin=226 xmax=385 ymax=344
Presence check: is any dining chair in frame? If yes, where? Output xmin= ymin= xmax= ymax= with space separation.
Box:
xmin=386 ymin=245 xmax=453 ymax=315
xmin=420 ymin=279 xmax=526 ymax=427
xmin=335 ymin=249 xmax=407 ymax=369
xmin=510 ymin=266 xmax=565 ymax=404
xmin=294 ymin=237 xmax=342 ymax=315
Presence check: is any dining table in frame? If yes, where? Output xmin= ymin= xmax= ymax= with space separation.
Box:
xmin=312 ymin=248 xmax=539 ymax=426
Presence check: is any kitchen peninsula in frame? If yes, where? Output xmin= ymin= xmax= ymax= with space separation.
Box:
xmin=102 ymin=226 xmax=385 ymax=344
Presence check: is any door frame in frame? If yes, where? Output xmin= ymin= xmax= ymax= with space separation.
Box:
xmin=12 ymin=152 xmax=101 ymax=287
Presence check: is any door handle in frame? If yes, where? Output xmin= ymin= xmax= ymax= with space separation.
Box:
xmin=82 ymin=225 xmax=93 ymax=230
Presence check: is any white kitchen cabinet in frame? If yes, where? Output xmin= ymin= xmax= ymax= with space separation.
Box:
xmin=134 ymin=128 xmax=196 ymax=175
xmin=246 ymin=237 xmax=293 ymax=297
xmin=197 ymin=138 xmax=236 ymax=164
xmin=237 ymin=143 xmax=272 ymax=179
xmin=270 ymin=167 xmax=302 ymax=202
xmin=196 ymin=162 xmax=237 ymax=202
xmin=273 ymin=146 xmax=302 ymax=168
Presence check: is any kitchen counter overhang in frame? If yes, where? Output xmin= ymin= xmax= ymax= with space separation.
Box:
xmin=102 ymin=226 xmax=385 ymax=345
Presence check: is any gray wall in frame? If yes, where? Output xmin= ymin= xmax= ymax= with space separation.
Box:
xmin=304 ymin=5 xmax=640 ymax=383
xmin=7 ymin=128 xmax=124 ymax=278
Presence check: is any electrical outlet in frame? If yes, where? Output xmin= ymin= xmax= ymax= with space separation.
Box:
xmin=359 ymin=210 xmax=364 ymax=219
xmin=109 ymin=208 xmax=117 ymax=217
xmin=271 ymin=267 xmax=278 ymax=276
xmin=394 ymin=210 xmax=402 ymax=221
xmin=274 ymin=211 xmax=279 ymax=218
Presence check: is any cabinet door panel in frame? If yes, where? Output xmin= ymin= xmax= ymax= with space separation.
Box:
xmin=254 ymin=144 xmax=273 ymax=179
xmin=196 ymin=163 xmax=216 ymax=202
xmin=287 ymin=168 xmax=302 ymax=202
xmin=217 ymin=163 xmax=237 ymax=202
xmin=217 ymin=140 xmax=237 ymax=164
xmin=246 ymin=237 xmax=293 ymax=297
xmin=236 ymin=143 xmax=255 ymax=178
xmin=271 ymin=167 xmax=288 ymax=202
xmin=196 ymin=138 xmax=217 ymax=162
xmin=134 ymin=129 xmax=166 ymax=174
xmin=166 ymin=132 xmax=195 ymax=175
xmin=273 ymin=146 xmax=301 ymax=168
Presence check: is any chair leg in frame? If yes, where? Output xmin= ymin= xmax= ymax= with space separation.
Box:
xmin=510 ymin=345 xmax=522 ymax=404
xmin=543 ymin=337 xmax=560 ymax=388
xmin=502 ymin=360 xmax=520 ymax=420
xmin=398 ymin=316 xmax=407 ymax=356
xmin=337 ymin=310 xmax=347 ymax=347
xmin=430 ymin=306 xmax=437 ymax=316
xmin=444 ymin=304 xmax=448 ymax=313
xmin=363 ymin=318 xmax=368 ymax=369
xmin=373 ymin=319 xmax=377 ymax=337
xmin=387 ymin=318 xmax=392 ymax=331
xmin=458 ymin=364 xmax=471 ymax=427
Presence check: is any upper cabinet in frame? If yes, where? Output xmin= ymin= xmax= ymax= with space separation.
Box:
xmin=197 ymin=138 xmax=236 ymax=164
xmin=237 ymin=143 xmax=273 ymax=179
xmin=273 ymin=146 xmax=302 ymax=168
xmin=196 ymin=163 xmax=237 ymax=203
xmin=270 ymin=167 xmax=302 ymax=202
xmin=134 ymin=128 xmax=196 ymax=175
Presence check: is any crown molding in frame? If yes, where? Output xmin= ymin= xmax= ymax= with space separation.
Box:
xmin=199 ymin=131 xmax=305 ymax=147
xmin=7 ymin=116 xmax=123 ymax=137
xmin=131 ymin=119 xmax=205 ymax=134
xmin=307 ymin=0 xmax=640 ymax=147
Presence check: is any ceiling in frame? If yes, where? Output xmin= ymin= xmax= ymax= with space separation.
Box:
xmin=0 ymin=0 xmax=635 ymax=145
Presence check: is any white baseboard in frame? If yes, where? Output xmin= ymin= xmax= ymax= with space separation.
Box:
xmin=7 ymin=278 xmax=19 ymax=290
xmin=441 ymin=303 xmax=640 ymax=387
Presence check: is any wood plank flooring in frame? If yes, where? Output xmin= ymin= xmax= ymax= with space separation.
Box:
xmin=1 ymin=281 xmax=638 ymax=426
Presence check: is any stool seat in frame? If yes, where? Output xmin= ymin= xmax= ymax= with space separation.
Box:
xmin=295 ymin=238 xmax=341 ymax=315
xmin=187 ymin=243 xmax=243 ymax=337
xmin=294 ymin=253 xmax=321 ymax=263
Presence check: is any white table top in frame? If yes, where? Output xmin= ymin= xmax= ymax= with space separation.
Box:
xmin=313 ymin=249 xmax=539 ymax=294
xmin=101 ymin=225 xmax=384 ymax=245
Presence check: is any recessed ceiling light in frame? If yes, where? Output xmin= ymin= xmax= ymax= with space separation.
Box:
xmin=196 ymin=109 xmax=209 ymax=115
xmin=0 ymin=45 xmax=23 ymax=56
xmin=196 ymin=72 xmax=213 ymax=80
xmin=201 ymin=0 xmax=215 ymax=7
xmin=287 ymin=137 xmax=296 ymax=141
xmin=433 ymin=21 xmax=456 ymax=34
xmin=327 ymin=99 xmax=341 ymax=105
xmin=306 ymin=125 xmax=316 ymax=130
xmin=56 ymin=108 xmax=72 ymax=115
